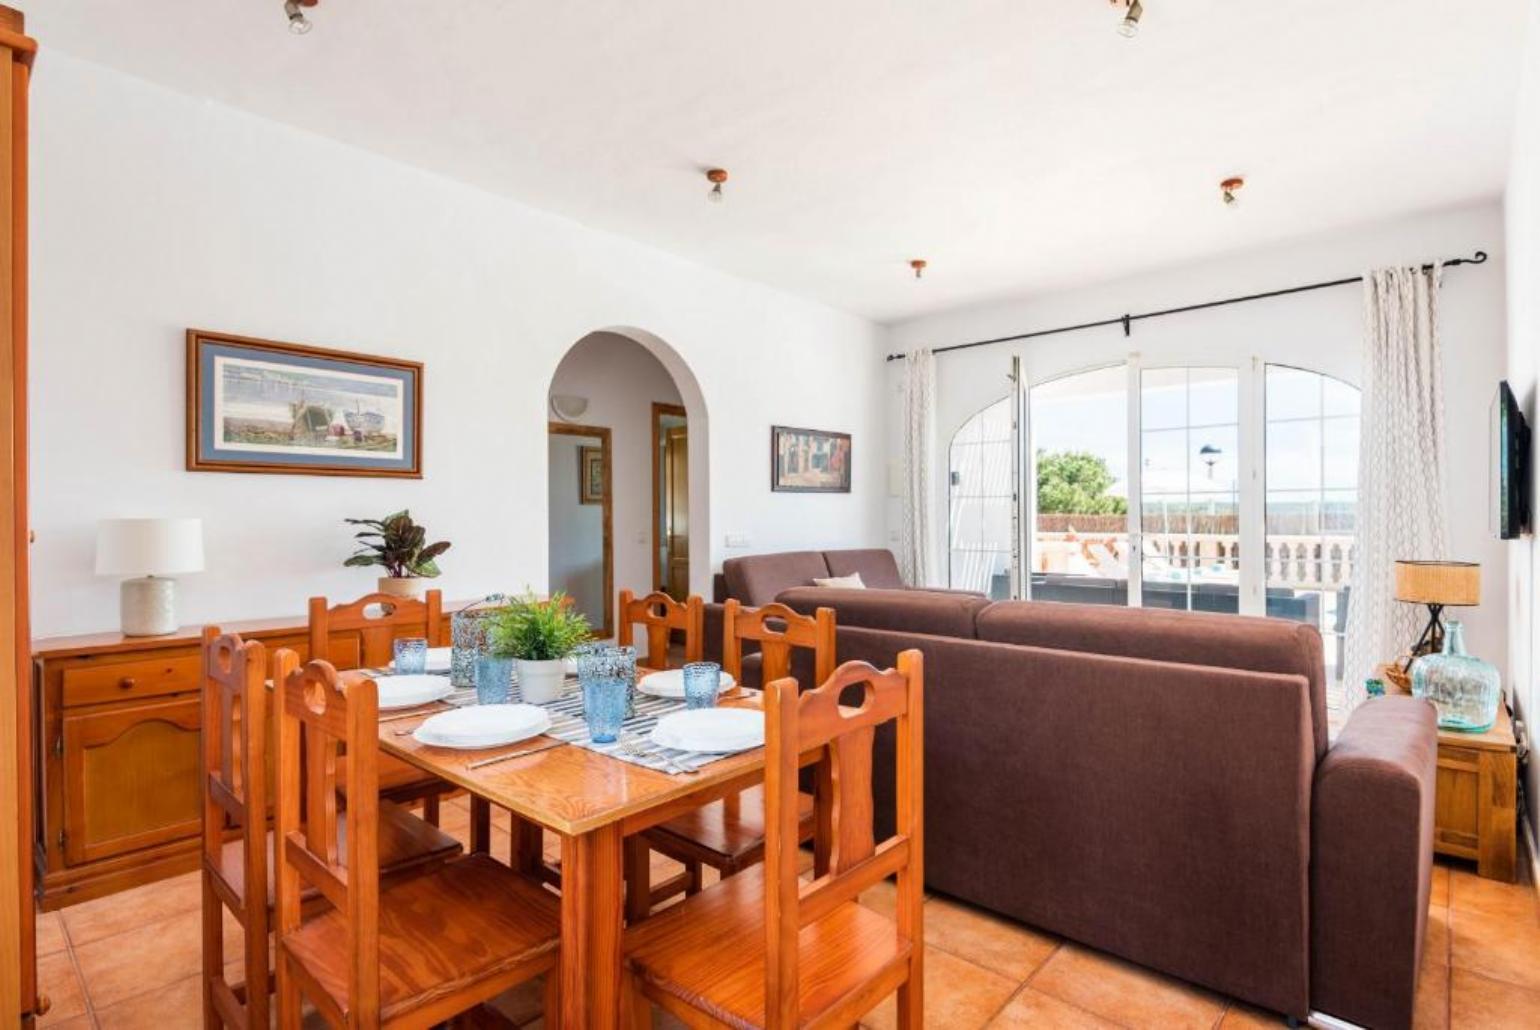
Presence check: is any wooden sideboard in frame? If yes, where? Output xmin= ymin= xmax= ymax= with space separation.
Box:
xmin=32 ymin=607 xmax=458 ymax=909
xmin=1433 ymin=704 xmax=1518 ymax=882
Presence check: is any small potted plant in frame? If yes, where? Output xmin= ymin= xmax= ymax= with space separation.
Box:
xmin=343 ymin=510 xmax=450 ymax=599
xmin=489 ymin=592 xmax=591 ymax=704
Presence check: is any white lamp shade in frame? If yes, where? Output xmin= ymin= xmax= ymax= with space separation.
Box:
xmin=96 ymin=518 xmax=205 ymax=576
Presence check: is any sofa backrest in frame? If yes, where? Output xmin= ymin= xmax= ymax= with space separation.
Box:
xmin=776 ymin=586 xmax=988 ymax=640
xmin=822 ymin=549 xmax=905 ymax=589
xmin=720 ymin=551 xmax=831 ymax=606
xmin=975 ymin=600 xmax=1328 ymax=761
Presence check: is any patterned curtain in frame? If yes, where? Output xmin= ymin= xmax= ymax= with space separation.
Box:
xmin=900 ymin=350 xmax=937 ymax=587
xmin=1342 ymin=264 xmax=1449 ymax=707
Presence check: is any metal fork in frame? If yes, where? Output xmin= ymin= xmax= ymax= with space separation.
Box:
xmin=618 ymin=735 xmax=697 ymax=775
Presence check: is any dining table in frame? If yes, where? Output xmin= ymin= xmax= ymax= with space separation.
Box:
xmin=363 ymin=667 xmax=824 ymax=1029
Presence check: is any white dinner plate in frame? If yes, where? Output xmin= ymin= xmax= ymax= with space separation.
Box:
xmin=374 ymin=674 xmax=454 ymax=711
xmin=413 ymin=704 xmax=551 ymax=750
xmin=391 ymin=646 xmax=453 ymax=673
xmin=636 ymin=668 xmax=738 ymax=700
xmin=649 ymin=708 xmax=764 ymax=754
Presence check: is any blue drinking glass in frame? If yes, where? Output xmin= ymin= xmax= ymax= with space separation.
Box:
xmin=474 ymin=655 xmax=513 ymax=705
xmin=581 ymin=678 xmax=628 ymax=743
xmin=682 ymin=661 xmax=722 ymax=709
xmin=393 ymin=637 xmax=428 ymax=675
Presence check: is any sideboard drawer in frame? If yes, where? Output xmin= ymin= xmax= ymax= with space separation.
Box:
xmin=61 ymin=655 xmax=201 ymax=707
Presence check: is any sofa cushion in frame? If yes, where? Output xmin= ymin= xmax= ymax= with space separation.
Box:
xmin=776 ymin=586 xmax=988 ymax=639
xmin=975 ymin=600 xmax=1329 ymax=760
xmin=822 ymin=549 xmax=905 ymax=589
xmin=721 ymin=551 xmax=831 ymax=606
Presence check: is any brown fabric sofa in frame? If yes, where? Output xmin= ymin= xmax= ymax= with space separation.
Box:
xmin=716 ymin=547 xmax=984 ymax=605
xmin=704 ymin=583 xmax=1437 ymax=1028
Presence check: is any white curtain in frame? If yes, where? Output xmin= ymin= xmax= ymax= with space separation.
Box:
xmin=900 ymin=349 xmax=937 ymax=587
xmin=1342 ymin=264 xmax=1449 ymax=707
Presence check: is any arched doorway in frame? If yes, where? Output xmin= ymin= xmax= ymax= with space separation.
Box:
xmin=547 ymin=328 xmax=709 ymax=638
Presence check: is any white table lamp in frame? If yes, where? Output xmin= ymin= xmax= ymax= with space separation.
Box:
xmin=96 ymin=518 xmax=205 ymax=636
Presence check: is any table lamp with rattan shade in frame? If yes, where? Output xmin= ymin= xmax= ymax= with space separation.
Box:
xmin=96 ymin=518 xmax=204 ymax=636
xmin=1394 ymin=560 xmax=1480 ymax=663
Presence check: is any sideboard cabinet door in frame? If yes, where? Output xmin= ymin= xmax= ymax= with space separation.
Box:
xmin=61 ymin=697 xmax=202 ymax=865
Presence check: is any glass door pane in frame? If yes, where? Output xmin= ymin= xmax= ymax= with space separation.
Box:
xmin=948 ymin=396 xmax=1014 ymax=599
xmin=1264 ymin=365 xmax=1360 ymax=702
xmin=1140 ymin=367 xmax=1241 ymax=613
xmin=1028 ymin=365 xmax=1129 ymax=605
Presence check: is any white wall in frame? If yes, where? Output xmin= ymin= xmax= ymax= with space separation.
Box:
xmin=547 ymin=432 xmax=605 ymax=627
xmin=548 ymin=331 xmax=685 ymax=616
xmin=28 ymin=53 xmax=887 ymax=637
xmin=1504 ymin=0 xmax=1540 ymax=840
xmin=885 ymin=202 xmax=1510 ymax=677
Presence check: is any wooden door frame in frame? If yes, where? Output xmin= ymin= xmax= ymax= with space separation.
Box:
xmin=548 ymin=422 xmax=614 ymax=638
xmin=651 ymin=403 xmax=687 ymax=595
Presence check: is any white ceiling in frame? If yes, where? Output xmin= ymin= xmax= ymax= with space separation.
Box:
xmin=32 ymin=1 xmax=1530 ymax=322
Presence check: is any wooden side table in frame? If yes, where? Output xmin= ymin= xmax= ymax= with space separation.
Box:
xmin=1432 ymin=703 xmax=1518 ymax=882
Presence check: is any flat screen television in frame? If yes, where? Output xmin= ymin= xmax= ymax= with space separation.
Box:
xmin=1490 ymin=380 xmax=1531 ymax=539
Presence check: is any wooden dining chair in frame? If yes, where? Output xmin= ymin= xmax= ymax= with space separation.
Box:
xmin=622 ymin=651 xmax=926 ymax=1028
xmin=200 ymin=629 xmax=462 ymax=1029
xmin=617 ymin=589 xmax=704 ymax=669
xmin=623 ymin=600 xmax=834 ymax=921
xmin=273 ymin=654 xmax=562 ymax=1028
xmin=308 ymin=590 xmax=456 ymax=825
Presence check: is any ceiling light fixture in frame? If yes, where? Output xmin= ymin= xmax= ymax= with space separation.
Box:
xmin=284 ymin=0 xmax=317 ymax=35
xmin=1114 ymin=0 xmax=1143 ymax=38
xmin=910 ymin=259 xmax=928 ymax=280
xmin=705 ymin=168 xmax=728 ymax=204
xmin=1220 ymin=176 xmax=1245 ymax=207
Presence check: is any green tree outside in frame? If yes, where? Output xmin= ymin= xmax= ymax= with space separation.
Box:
xmin=1036 ymin=450 xmax=1128 ymax=515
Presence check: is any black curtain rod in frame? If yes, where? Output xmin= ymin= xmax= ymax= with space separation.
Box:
xmin=883 ymin=249 xmax=1490 ymax=362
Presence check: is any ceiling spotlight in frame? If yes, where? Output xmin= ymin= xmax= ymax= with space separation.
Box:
xmin=706 ymin=168 xmax=728 ymax=204
xmin=284 ymin=0 xmax=316 ymax=35
xmin=910 ymin=259 xmax=928 ymax=280
xmin=1115 ymin=0 xmax=1143 ymax=37
xmin=1220 ymin=176 xmax=1245 ymax=207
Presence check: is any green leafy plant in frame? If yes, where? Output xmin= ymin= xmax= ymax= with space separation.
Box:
xmin=488 ymin=592 xmax=592 ymax=661
xmin=1036 ymin=450 xmax=1128 ymax=516
xmin=343 ymin=510 xmax=451 ymax=579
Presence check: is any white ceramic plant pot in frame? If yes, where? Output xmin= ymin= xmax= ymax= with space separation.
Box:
xmin=516 ymin=658 xmax=567 ymax=704
xmin=377 ymin=576 xmax=423 ymax=599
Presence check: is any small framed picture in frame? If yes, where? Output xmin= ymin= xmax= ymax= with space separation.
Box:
xmin=187 ymin=329 xmax=422 ymax=477
xmin=771 ymin=425 xmax=851 ymax=493
xmin=579 ymin=446 xmax=605 ymax=504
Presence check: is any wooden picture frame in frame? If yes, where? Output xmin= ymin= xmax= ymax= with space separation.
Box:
xmin=771 ymin=425 xmax=852 ymax=493
xmin=186 ymin=328 xmax=423 ymax=478
xmin=579 ymin=446 xmax=604 ymax=504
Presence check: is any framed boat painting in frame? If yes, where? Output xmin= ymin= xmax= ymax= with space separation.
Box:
xmin=186 ymin=329 xmax=423 ymax=477
xmin=771 ymin=425 xmax=851 ymax=493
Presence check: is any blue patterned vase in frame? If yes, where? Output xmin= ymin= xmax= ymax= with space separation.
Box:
xmin=1410 ymin=621 xmax=1500 ymax=733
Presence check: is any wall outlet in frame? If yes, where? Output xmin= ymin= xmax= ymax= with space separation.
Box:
xmin=725 ymin=533 xmax=751 ymax=549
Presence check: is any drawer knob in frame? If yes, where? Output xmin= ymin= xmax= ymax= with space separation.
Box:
xmin=118 ymin=677 xmax=137 ymax=690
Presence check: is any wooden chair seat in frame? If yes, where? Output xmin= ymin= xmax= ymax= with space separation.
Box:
xmin=645 ymin=787 xmax=817 ymax=873
xmin=625 ymin=864 xmax=910 ymax=1028
xmin=216 ymin=799 xmax=461 ymax=911
xmin=282 ymin=854 xmax=560 ymax=1026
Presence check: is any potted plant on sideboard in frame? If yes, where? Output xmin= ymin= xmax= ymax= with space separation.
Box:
xmin=343 ymin=510 xmax=451 ymax=599
xmin=490 ymin=592 xmax=591 ymax=703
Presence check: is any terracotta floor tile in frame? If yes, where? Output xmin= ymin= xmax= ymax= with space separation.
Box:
xmin=75 ymin=907 xmax=240 ymax=1009
xmin=924 ymin=895 xmax=1059 ymax=981
xmin=37 ymin=1018 xmax=91 ymax=1030
xmin=35 ymin=952 xmax=89 ymax=1028
xmin=1448 ymin=867 xmax=1540 ymax=922
xmin=1413 ymin=955 xmax=1450 ymax=1030
xmin=61 ymin=870 xmax=202 ymax=947
xmin=1029 ymin=944 xmax=1226 ymax=1030
xmin=860 ymin=879 xmax=898 ymax=918
xmin=95 ymin=972 xmax=203 ymax=1029
xmin=1217 ymin=1002 xmax=1291 ymax=1027
xmin=1430 ymin=863 xmax=1451 ymax=907
xmin=860 ymin=947 xmax=1016 ymax=1030
xmin=988 ymin=987 xmax=1119 ymax=1028
xmin=1424 ymin=905 xmax=1450 ymax=967
xmin=35 ymin=910 xmax=67 ymax=958
xmin=1449 ymin=905 xmax=1540 ymax=991
xmin=1450 ymin=968 xmax=1540 ymax=1028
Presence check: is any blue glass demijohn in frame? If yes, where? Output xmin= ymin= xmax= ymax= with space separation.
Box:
xmin=1411 ymin=621 xmax=1500 ymax=733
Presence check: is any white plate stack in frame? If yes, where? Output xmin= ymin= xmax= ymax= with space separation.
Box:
xmin=413 ymin=704 xmax=552 ymax=750
xmin=649 ymin=708 xmax=764 ymax=754
xmin=374 ymin=674 xmax=454 ymax=710
xmin=636 ymin=668 xmax=738 ymax=700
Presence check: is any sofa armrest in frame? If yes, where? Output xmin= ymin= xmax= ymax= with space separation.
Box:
xmin=1310 ymin=696 xmax=1438 ymax=1030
